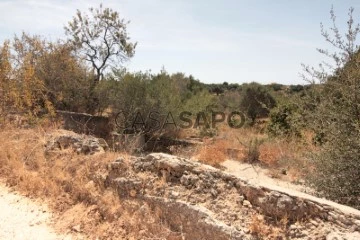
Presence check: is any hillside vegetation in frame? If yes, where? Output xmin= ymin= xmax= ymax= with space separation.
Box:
xmin=0 ymin=4 xmax=359 ymax=216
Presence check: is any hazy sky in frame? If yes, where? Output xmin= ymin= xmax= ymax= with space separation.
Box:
xmin=1 ymin=0 xmax=360 ymax=84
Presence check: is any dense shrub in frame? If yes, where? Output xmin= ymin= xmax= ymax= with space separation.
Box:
xmin=303 ymin=7 xmax=360 ymax=209
xmin=267 ymin=103 xmax=302 ymax=138
xmin=97 ymin=70 xmax=215 ymax=138
xmin=0 ymin=34 xmax=57 ymax=120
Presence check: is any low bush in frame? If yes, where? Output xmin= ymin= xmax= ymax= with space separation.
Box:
xmin=267 ymin=103 xmax=302 ymax=138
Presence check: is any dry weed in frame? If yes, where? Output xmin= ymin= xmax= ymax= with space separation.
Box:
xmin=0 ymin=126 xmax=176 ymax=239
xmin=249 ymin=214 xmax=287 ymax=239
xmin=197 ymin=139 xmax=230 ymax=167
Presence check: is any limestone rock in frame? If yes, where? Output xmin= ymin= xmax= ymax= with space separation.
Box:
xmin=45 ymin=130 xmax=108 ymax=155
xmin=326 ymin=231 xmax=360 ymax=240
xmin=104 ymin=152 xmax=360 ymax=240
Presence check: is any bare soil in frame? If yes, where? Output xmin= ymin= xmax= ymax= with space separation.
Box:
xmin=0 ymin=183 xmax=80 ymax=240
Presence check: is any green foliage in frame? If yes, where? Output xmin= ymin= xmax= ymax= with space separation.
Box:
xmin=97 ymin=70 xmax=151 ymax=128
xmin=239 ymin=82 xmax=277 ymax=124
xmin=65 ymin=4 xmax=137 ymax=113
xmin=219 ymin=90 xmax=242 ymax=110
xmin=35 ymin=42 xmax=91 ymax=112
xmin=98 ymin=69 xmax=215 ymax=137
xmin=306 ymin=58 xmax=360 ymax=208
xmin=1 ymin=5 xmax=216 ymax=128
xmin=65 ymin=4 xmax=136 ymax=83
xmin=288 ymin=84 xmax=304 ymax=93
xmin=268 ymin=83 xmax=283 ymax=92
xmin=308 ymin=133 xmax=360 ymax=209
xmin=267 ymin=103 xmax=302 ymax=138
xmin=303 ymin=7 xmax=360 ymax=209
xmin=206 ymin=82 xmax=240 ymax=95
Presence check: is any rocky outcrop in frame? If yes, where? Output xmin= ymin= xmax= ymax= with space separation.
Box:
xmin=45 ymin=130 xmax=108 ymax=155
xmin=104 ymin=153 xmax=360 ymax=239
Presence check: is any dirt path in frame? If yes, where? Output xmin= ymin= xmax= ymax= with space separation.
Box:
xmin=0 ymin=184 xmax=74 ymax=240
xmin=221 ymin=160 xmax=313 ymax=193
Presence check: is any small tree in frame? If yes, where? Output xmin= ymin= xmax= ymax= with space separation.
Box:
xmin=240 ymin=83 xmax=276 ymax=124
xmin=302 ymin=7 xmax=360 ymax=209
xmin=65 ymin=4 xmax=136 ymax=112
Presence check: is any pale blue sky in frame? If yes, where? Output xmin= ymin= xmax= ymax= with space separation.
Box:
xmin=1 ymin=0 xmax=360 ymax=84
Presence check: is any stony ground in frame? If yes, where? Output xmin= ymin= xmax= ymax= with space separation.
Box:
xmin=1 ymin=130 xmax=360 ymax=240
xmin=105 ymin=153 xmax=360 ymax=239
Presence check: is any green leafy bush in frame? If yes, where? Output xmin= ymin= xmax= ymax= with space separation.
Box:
xmin=267 ymin=103 xmax=302 ymax=138
xmin=303 ymin=7 xmax=360 ymax=209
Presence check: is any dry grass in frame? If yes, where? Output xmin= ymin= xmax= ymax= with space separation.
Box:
xmin=193 ymin=124 xmax=252 ymax=167
xmin=259 ymin=138 xmax=313 ymax=182
xmin=196 ymin=139 xmax=232 ymax=167
xmin=249 ymin=214 xmax=287 ymax=239
xmin=194 ymin=122 xmax=312 ymax=182
xmin=0 ymin=120 xmax=315 ymax=239
xmin=0 ymin=126 xmax=178 ymax=239
xmin=259 ymin=142 xmax=282 ymax=166
xmin=0 ymin=127 xmax=115 ymax=198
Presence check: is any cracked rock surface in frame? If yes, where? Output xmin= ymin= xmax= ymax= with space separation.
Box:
xmin=104 ymin=153 xmax=360 ymax=239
